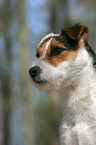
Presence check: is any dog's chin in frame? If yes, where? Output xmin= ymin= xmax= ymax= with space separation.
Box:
xmin=31 ymin=81 xmax=51 ymax=91
xmin=29 ymin=77 xmax=58 ymax=91
xmin=29 ymin=76 xmax=48 ymax=90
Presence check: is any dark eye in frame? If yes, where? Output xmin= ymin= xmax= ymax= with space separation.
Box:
xmin=36 ymin=52 xmax=40 ymax=58
xmin=50 ymin=47 xmax=64 ymax=56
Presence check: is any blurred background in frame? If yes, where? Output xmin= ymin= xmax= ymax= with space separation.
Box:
xmin=0 ymin=0 xmax=96 ymax=145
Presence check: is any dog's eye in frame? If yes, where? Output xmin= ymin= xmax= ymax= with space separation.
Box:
xmin=50 ymin=47 xmax=64 ymax=56
xmin=36 ymin=52 xmax=40 ymax=58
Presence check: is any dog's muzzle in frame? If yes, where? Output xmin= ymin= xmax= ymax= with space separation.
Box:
xmin=29 ymin=66 xmax=40 ymax=79
xmin=29 ymin=66 xmax=46 ymax=84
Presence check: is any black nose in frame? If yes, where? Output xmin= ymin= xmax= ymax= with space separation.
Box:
xmin=29 ymin=66 xmax=41 ymax=79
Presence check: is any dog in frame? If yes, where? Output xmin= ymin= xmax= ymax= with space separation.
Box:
xmin=29 ymin=25 xmax=96 ymax=145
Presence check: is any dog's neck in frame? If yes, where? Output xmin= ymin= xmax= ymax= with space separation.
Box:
xmin=60 ymin=51 xmax=96 ymax=125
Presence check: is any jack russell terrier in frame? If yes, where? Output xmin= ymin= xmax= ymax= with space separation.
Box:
xmin=29 ymin=25 xmax=96 ymax=145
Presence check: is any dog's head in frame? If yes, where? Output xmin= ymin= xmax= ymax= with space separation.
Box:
xmin=29 ymin=25 xmax=90 ymax=90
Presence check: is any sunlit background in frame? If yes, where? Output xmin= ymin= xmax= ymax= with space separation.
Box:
xmin=0 ymin=0 xmax=96 ymax=145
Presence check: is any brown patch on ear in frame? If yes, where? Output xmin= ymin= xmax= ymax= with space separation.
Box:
xmin=61 ymin=25 xmax=89 ymax=40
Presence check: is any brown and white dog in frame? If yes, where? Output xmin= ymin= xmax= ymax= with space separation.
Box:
xmin=29 ymin=25 xmax=96 ymax=145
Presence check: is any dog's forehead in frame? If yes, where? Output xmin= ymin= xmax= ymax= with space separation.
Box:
xmin=36 ymin=32 xmax=82 ymax=67
xmin=37 ymin=33 xmax=59 ymax=49
xmin=37 ymin=33 xmax=54 ymax=47
xmin=36 ymin=33 xmax=60 ymax=57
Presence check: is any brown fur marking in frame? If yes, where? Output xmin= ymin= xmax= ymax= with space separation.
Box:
xmin=37 ymin=25 xmax=89 ymax=67
xmin=37 ymin=41 xmax=49 ymax=57
xmin=43 ymin=38 xmax=80 ymax=67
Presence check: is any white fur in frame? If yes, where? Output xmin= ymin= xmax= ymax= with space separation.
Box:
xmin=38 ymin=33 xmax=54 ymax=47
xmin=42 ymin=37 xmax=53 ymax=59
xmin=37 ymin=33 xmax=59 ymax=49
xmin=30 ymin=37 xmax=96 ymax=145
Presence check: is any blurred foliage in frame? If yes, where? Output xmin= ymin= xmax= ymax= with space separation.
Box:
xmin=0 ymin=0 xmax=96 ymax=145
xmin=34 ymin=93 xmax=63 ymax=145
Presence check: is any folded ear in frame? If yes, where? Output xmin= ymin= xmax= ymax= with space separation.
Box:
xmin=61 ymin=25 xmax=89 ymax=40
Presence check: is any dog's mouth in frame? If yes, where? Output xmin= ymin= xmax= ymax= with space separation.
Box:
xmin=32 ymin=76 xmax=47 ymax=84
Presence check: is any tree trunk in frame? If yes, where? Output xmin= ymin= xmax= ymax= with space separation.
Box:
xmin=1 ymin=76 xmax=11 ymax=145
xmin=19 ymin=0 xmax=34 ymax=144
xmin=50 ymin=0 xmax=57 ymax=32
xmin=0 ymin=0 xmax=12 ymax=144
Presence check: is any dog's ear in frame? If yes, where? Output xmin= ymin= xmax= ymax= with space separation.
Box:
xmin=61 ymin=25 xmax=89 ymax=41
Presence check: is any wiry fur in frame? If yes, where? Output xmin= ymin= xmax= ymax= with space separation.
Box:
xmin=29 ymin=26 xmax=96 ymax=145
